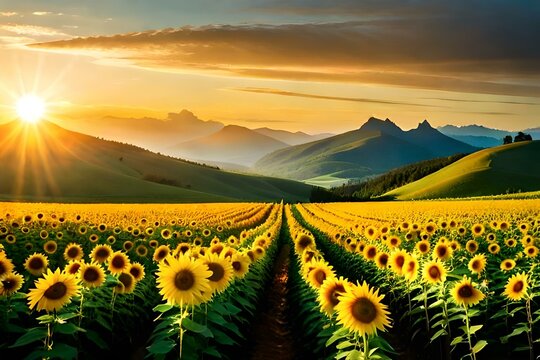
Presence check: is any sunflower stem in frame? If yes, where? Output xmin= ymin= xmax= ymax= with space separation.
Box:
xmin=363 ymin=334 xmax=369 ymax=360
xmin=423 ymin=284 xmax=430 ymax=334
xmin=179 ymin=306 xmax=186 ymax=359
xmin=526 ymin=298 xmax=534 ymax=360
xmin=464 ymin=306 xmax=476 ymax=360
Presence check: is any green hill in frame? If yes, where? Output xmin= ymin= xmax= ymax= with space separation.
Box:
xmin=385 ymin=140 xmax=540 ymax=200
xmin=254 ymin=117 xmax=477 ymax=186
xmin=0 ymin=121 xmax=312 ymax=203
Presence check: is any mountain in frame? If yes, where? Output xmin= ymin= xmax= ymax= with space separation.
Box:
xmin=524 ymin=127 xmax=540 ymax=140
xmin=55 ymin=110 xmax=224 ymax=153
xmin=171 ymin=125 xmax=289 ymax=167
xmin=254 ymin=117 xmax=478 ymax=187
xmin=253 ymin=127 xmax=333 ymax=145
xmin=437 ymin=124 xmax=511 ymax=148
xmin=385 ymin=140 xmax=540 ymax=200
xmin=0 ymin=121 xmax=311 ymax=202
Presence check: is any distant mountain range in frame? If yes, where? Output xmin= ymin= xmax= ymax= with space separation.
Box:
xmin=437 ymin=124 xmax=539 ymax=148
xmin=0 ymin=121 xmax=311 ymax=202
xmin=254 ymin=117 xmax=478 ymax=187
xmin=386 ymin=140 xmax=540 ymax=199
xmin=53 ymin=109 xmax=331 ymax=168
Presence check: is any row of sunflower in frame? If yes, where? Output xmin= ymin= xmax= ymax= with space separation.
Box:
xmin=296 ymin=201 xmax=540 ymax=359
xmin=284 ymin=205 xmax=394 ymax=360
xmin=0 ymin=202 xmax=283 ymax=359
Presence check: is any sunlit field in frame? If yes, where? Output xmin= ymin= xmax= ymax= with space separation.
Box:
xmin=1 ymin=200 xmax=539 ymax=359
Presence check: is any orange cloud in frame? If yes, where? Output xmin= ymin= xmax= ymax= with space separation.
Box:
xmin=30 ymin=21 xmax=540 ymax=97
xmin=1 ymin=24 xmax=66 ymax=37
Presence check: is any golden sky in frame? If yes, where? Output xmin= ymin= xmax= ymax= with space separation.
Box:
xmin=1 ymin=1 xmax=539 ymax=133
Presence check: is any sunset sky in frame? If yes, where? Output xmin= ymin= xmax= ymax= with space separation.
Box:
xmin=0 ymin=0 xmax=539 ymax=133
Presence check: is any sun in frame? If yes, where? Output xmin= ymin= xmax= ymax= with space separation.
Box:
xmin=16 ymin=95 xmax=46 ymax=123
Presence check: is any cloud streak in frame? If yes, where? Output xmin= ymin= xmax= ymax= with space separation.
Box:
xmin=1 ymin=24 xmax=66 ymax=37
xmin=29 ymin=2 xmax=540 ymax=97
xmin=233 ymin=87 xmax=444 ymax=108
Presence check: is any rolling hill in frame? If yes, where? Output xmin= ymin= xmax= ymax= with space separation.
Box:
xmin=253 ymin=127 xmax=332 ymax=145
xmin=385 ymin=140 xmax=540 ymax=200
xmin=0 ymin=121 xmax=312 ymax=202
xmin=254 ymin=117 xmax=478 ymax=187
xmin=170 ymin=125 xmax=289 ymax=167
xmin=437 ymin=124 xmax=511 ymax=148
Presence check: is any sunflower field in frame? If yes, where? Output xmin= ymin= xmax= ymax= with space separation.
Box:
xmin=0 ymin=200 xmax=539 ymax=359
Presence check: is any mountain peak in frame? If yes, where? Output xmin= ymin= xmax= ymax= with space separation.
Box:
xmin=360 ymin=117 xmax=403 ymax=135
xmin=417 ymin=119 xmax=434 ymax=130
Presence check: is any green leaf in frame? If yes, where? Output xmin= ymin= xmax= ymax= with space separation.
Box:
xmin=55 ymin=322 xmax=86 ymax=335
xmin=57 ymin=312 xmax=78 ymax=321
xmin=450 ymin=336 xmax=463 ymax=346
xmin=429 ymin=299 xmax=444 ymax=309
xmin=472 ymin=340 xmax=487 ymax=354
xmin=147 ymin=339 xmax=176 ymax=355
xmin=430 ymin=329 xmax=448 ymax=342
xmin=182 ymin=318 xmax=212 ymax=338
xmin=9 ymin=327 xmax=47 ymax=348
xmin=36 ymin=314 xmax=55 ymax=324
xmin=336 ymin=340 xmax=354 ymax=350
xmin=501 ymin=326 xmax=528 ymax=343
xmin=154 ymin=304 xmax=174 ymax=313
xmin=86 ymin=330 xmax=108 ymax=350
xmin=469 ymin=325 xmax=483 ymax=335
xmin=46 ymin=343 xmax=77 ymax=360
xmin=326 ymin=328 xmax=349 ymax=347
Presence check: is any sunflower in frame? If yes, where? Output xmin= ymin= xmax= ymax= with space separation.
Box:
xmin=416 ymin=240 xmax=430 ymax=255
xmin=318 ymin=276 xmax=350 ymax=316
xmin=79 ymin=262 xmax=105 ymax=288
xmin=89 ymin=234 xmax=100 ymax=243
xmin=160 ymin=228 xmax=172 ymax=240
xmin=129 ymin=262 xmax=145 ymax=282
xmin=230 ymin=253 xmax=251 ymax=279
xmin=5 ymin=234 xmax=16 ymax=244
xmin=524 ymin=245 xmax=539 ymax=258
xmin=468 ymin=254 xmax=487 ymax=274
xmin=375 ymin=253 xmax=389 ymax=269
xmin=114 ymin=272 xmax=136 ymax=294
xmin=519 ymin=223 xmax=530 ymax=233
xmin=422 ymin=260 xmax=447 ymax=284
xmin=500 ymin=259 xmax=516 ymax=271
xmin=202 ymin=253 xmax=234 ymax=294
xmin=123 ymin=241 xmax=134 ymax=252
xmin=43 ymin=240 xmax=58 ymax=254
xmin=364 ymin=226 xmax=378 ymax=240
xmin=27 ymin=268 xmax=81 ymax=312
xmin=153 ymin=245 xmax=170 ymax=263
xmin=504 ymin=273 xmax=528 ymax=301
xmin=91 ymin=244 xmax=113 ymax=264
xmin=135 ymin=244 xmax=148 ymax=257
xmin=521 ymin=235 xmax=534 ymax=247
xmin=466 ymin=240 xmax=479 ymax=254
xmin=156 ymin=254 xmax=212 ymax=306
xmin=389 ymin=250 xmax=408 ymax=275
xmin=39 ymin=230 xmax=49 ymax=240
xmin=433 ymin=243 xmax=453 ymax=261
xmin=209 ymin=243 xmax=225 ymax=256
xmin=306 ymin=260 xmax=335 ymax=289
xmin=387 ymin=236 xmax=401 ymax=249
xmin=295 ymin=234 xmax=315 ymax=254
xmin=194 ymin=238 xmax=204 ymax=247
xmin=424 ymin=222 xmax=437 ymax=235
xmin=486 ymin=233 xmax=496 ymax=242
xmin=471 ymin=223 xmax=485 ymax=237
xmin=488 ymin=243 xmax=500 ymax=255
xmin=403 ymin=256 xmax=419 ymax=282
xmin=335 ymin=281 xmax=391 ymax=337
xmin=24 ymin=253 xmax=49 ymax=276
xmin=64 ymin=260 xmax=83 ymax=275
xmin=108 ymin=251 xmax=130 ymax=275
xmin=253 ymin=246 xmax=265 ymax=260
xmin=0 ymin=253 xmax=14 ymax=279
xmin=451 ymin=276 xmax=485 ymax=307
xmin=64 ymin=243 xmax=84 ymax=261
xmin=505 ymin=238 xmax=517 ymax=248
xmin=0 ymin=272 xmax=24 ymax=296
xmin=148 ymin=239 xmax=159 ymax=248
xmin=363 ymin=245 xmax=378 ymax=260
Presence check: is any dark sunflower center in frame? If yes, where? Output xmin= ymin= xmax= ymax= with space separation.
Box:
xmin=429 ymin=266 xmax=440 ymax=279
xmin=130 ymin=268 xmax=141 ymax=278
xmin=118 ymin=273 xmax=133 ymax=288
xmin=3 ymin=279 xmax=16 ymax=290
xmin=437 ymin=247 xmax=447 ymax=257
xmin=379 ymin=255 xmax=388 ymax=266
xmin=174 ymin=269 xmax=195 ymax=290
xmin=367 ymin=248 xmax=376 ymax=258
xmin=156 ymin=250 xmax=167 ymax=259
xmin=420 ymin=244 xmax=428 ymax=252
xmin=112 ymin=256 xmax=125 ymax=269
xmin=207 ymin=263 xmax=225 ymax=282
xmin=0 ymin=262 xmax=5 ymax=275
xmin=395 ymin=255 xmax=405 ymax=268
xmin=96 ymin=249 xmax=109 ymax=259
xmin=351 ymin=297 xmax=377 ymax=324
xmin=298 ymin=236 xmax=312 ymax=249
xmin=44 ymin=282 xmax=67 ymax=300
xmin=469 ymin=244 xmax=477 ymax=251
xmin=314 ymin=269 xmax=326 ymax=285
xmin=472 ymin=261 xmax=480 ymax=270
xmin=513 ymin=281 xmax=524 ymax=293
xmin=67 ymin=247 xmax=79 ymax=258
xmin=504 ymin=262 xmax=512 ymax=269
xmin=458 ymin=284 xmax=473 ymax=298
xmin=330 ymin=284 xmax=346 ymax=306
xmin=69 ymin=264 xmax=81 ymax=274
xmin=29 ymin=257 xmax=44 ymax=270
xmin=47 ymin=244 xmax=56 ymax=251
xmin=84 ymin=268 xmax=99 ymax=282
xmin=232 ymin=261 xmax=242 ymax=271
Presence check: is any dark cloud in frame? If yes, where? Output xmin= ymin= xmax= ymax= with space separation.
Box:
xmin=233 ymin=87 xmax=445 ymax=108
xmin=30 ymin=2 xmax=540 ymax=96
